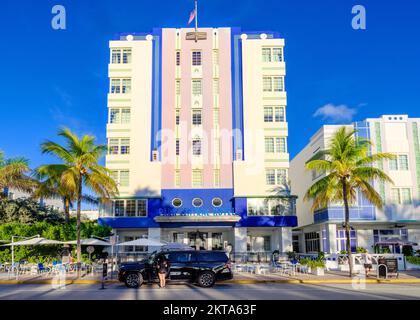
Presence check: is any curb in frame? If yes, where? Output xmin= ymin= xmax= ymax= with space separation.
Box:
xmin=1 ymin=279 xmax=420 ymax=285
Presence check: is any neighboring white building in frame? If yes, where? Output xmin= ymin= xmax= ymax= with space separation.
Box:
xmin=290 ymin=115 xmax=420 ymax=254
xmin=70 ymin=210 xmax=100 ymax=221
xmin=3 ymin=188 xmax=63 ymax=212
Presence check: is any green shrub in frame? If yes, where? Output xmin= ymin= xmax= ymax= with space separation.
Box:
xmin=406 ymin=256 xmax=420 ymax=265
xmin=356 ymin=247 xmax=367 ymax=253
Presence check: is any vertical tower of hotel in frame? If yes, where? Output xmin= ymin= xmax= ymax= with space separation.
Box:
xmin=99 ymin=27 xmax=297 ymax=257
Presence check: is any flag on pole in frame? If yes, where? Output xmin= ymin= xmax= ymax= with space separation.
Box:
xmin=188 ymin=8 xmax=196 ymax=25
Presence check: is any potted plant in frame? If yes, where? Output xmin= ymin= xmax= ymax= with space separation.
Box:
xmin=308 ymin=260 xmax=326 ymax=276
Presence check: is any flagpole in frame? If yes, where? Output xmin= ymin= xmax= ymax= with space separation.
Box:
xmin=195 ymin=0 xmax=198 ymax=42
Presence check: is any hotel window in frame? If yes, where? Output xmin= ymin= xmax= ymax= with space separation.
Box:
xmin=192 ymin=109 xmax=202 ymax=125
xmin=111 ymin=49 xmax=121 ymax=64
xmin=262 ymin=48 xmax=271 ymax=62
xmin=108 ymin=138 xmax=130 ymax=155
xmin=192 ymin=51 xmax=202 ymax=66
xmin=111 ymin=49 xmax=131 ymax=64
xmin=192 ymin=170 xmax=203 ymax=187
xmin=192 ymin=138 xmax=202 ymax=156
xmin=247 ymin=235 xmax=271 ymax=252
xmin=119 ymin=170 xmax=129 ymax=187
xmin=176 ymin=51 xmax=181 ymax=66
xmin=137 ymin=200 xmax=147 ymax=217
xmin=305 ymin=232 xmax=320 ymax=253
xmin=175 ymin=170 xmax=181 ymax=187
xmin=391 ymin=188 xmax=412 ymax=205
xmin=263 ymin=76 xmax=284 ymax=92
xmin=273 ymin=77 xmax=284 ymax=92
xmin=266 ymin=169 xmax=287 ymax=186
xmin=214 ymin=169 xmax=220 ymax=187
xmin=111 ymin=170 xmax=129 ymax=187
xmin=265 ymin=137 xmax=287 ymax=153
xmin=264 ymin=106 xmax=285 ymax=123
xmin=275 ymin=107 xmax=285 ymax=122
xmin=264 ymin=107 xmax=273 ymax=122
xmin=120 ymin=139 xmax=130 ymax=155
xmin=212 ymin=49 xmax=219 ymax=65
xmin=175 ymin=80 xmax=181 ymax=95
xmin=122 ymin=79 xmax=131 ymax=93
xmin=192 ymin=79 xmax=202 ymax=95
xmin=108 ymin=139 xmax=119 ymax=155
xmin=110 ymin=79 xmax=131 ymax=94
xmin=110 ymin=79 xmax=121 ymax=93
xmin=262 ymin=47 xmax=283 ymax=62
xmin=266 ymin=169 xmax=276 ymax=185
xmin=114 ymin=200 xmax=125 ymax=217
xmin=175 ymin=110 xmax=180 ymax=125
xmin=126 ymin=200 xmax=137 ymax=217
xmin=213 ymin=79 xmax=220 ymax=95
xmin=122 ymin=49 xmax=132 ymax=64
xmin=265 ymin=138 xmax=275 ymax=153
xmin=109 ymin=109 xmax=121 ymax=124
xmin=272 ymin=48 xmax=283 ymax=62
xmin=121 ymin=108 xmax=131 ymax=124
xmin=263 ymin=77 xmax=272 ymax=92
xmin=390 ymin=154 xmax=409 ymax=171
xmin=336 ymin=229 xmax=357 ymax=253
xmin=175 ymin=139 xmax=180 ymax=156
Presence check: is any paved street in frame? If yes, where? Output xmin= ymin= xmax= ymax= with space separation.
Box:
xmin=1 ymin=282 xmax=420 ymax=300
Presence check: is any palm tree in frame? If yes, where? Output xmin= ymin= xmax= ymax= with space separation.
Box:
xmin=304 ymin=127 xmax=395 ymax=277
xmin=39 ymin=128 xmax=118 ymax=277
xmin=0 ymin=150 xmax=36 ymax=198
xmin=33 ymin=167 xmax=100 ymax=223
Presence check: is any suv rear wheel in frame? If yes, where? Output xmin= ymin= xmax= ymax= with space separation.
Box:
xmin=197 ymin=271 xmax=216 ymax=288
xmin=125 ymin=272 xmax=143 ymax=288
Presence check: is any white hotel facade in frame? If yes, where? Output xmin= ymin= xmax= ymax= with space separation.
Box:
xmin=99 ymin=27 xmax=297 ymax=256
xmin=290 ymin=115 xmax=420 ymax=254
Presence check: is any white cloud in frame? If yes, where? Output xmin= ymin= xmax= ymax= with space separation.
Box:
xmin=313 ymin=103 xmax=357 ymax=123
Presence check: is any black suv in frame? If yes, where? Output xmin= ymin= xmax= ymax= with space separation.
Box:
xmin=118 ymin=250 xmax=233 ymax=288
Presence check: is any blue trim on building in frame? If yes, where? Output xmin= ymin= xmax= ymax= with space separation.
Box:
xmin=150 ymin=28 xmax=162 ymax=160
xmin=98 ymin=190 xmax=298 ymax=229
xmin=231 ymin=28 xmax=245 ymax=160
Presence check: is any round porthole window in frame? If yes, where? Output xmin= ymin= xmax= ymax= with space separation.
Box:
xmin=212 ymin=198 xmax=223 ymax=207
xmin=192 ymin=198 xmax=203 ymax=208
xmin=172 ymin=198 xmax=182 ymax=208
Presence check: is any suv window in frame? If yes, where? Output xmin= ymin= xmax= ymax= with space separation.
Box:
xmin=168 ymin=252 xmax=196 ymax=263
xmin=197 ymin=252 xmax=228 ymax=262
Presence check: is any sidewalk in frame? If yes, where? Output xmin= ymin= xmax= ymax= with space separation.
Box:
xmin=1 ymin=270 xmax=420 ymax=285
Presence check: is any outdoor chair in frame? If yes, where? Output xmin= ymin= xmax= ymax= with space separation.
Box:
xmin=37 ymin=263 xmax=50 ymax=275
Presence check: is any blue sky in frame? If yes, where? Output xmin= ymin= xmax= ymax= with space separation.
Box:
xmin=1 ymin=0 xmax=419 ymax=168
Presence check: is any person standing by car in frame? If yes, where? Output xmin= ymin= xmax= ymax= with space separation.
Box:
xmin=156 ymin=255 xmax=169 ymax=288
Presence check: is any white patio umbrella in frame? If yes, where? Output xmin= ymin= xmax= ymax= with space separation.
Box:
xmin=64 ymin=238 xmax=111 ymax=246
xmin=116 ymin=238 xmax=166 ymax=247
xmin=1 ymin=237 xmax=63 ymax=246
xmin=1 ymin=237 xmax=64 ymax=270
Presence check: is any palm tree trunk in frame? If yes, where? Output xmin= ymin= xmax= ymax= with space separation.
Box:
xmin=76 ymin=179 xmax=83 ymax=278
xmin=64 ymin=197 xmax=70 ymax=223
xmin=342 ymin=178 xmax=354 ymax=277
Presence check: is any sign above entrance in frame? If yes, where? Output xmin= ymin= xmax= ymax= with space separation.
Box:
xmin=159 ymin=208 xmax=238 ymax=217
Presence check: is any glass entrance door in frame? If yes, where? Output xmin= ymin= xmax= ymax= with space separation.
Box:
xmin=188 ymin=232 xmax=208 ymax=250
